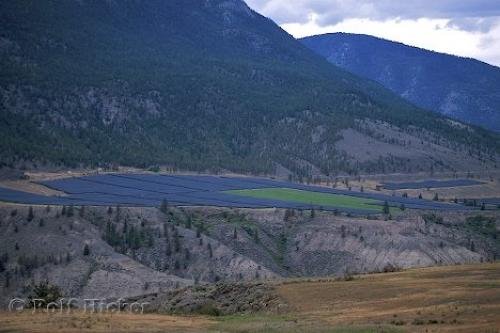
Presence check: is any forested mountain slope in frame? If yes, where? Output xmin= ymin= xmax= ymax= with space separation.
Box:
xmin=1 ymin=1 xmax=498 ymax=176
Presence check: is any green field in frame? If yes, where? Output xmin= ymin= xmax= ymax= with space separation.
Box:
xmin=226 ymin=188 xmax=381 ymax=212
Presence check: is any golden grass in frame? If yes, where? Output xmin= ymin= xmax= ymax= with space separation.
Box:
xmin=277 ymin=263 xmax=500 ymax=333
xmin=0 ymin=311 xmax=214 ymax=333
xmin=1 ymin=263 xmax=498 ymax=333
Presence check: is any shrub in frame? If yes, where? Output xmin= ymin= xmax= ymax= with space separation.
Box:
xmin=382 ymin=263 xmax=400 ymax=273
xmin=197 ymin=302 xmax=220 ymax=316
xmin=422 ymin=214 xmax=444 ymax=224
xmin=28 ymin=281 xmax=63 ymax=308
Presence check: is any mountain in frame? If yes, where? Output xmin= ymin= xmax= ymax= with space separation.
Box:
xmin=301 ymin=33 xmax=500 ymax=133
xmin=1 ymin=1 xmax=498 ymax=177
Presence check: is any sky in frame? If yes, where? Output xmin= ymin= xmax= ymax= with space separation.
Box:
xmin=245 ymin=0 xmax=500 ymax=67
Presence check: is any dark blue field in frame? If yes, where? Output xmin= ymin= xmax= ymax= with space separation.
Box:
xmin=0 ymin=174 xmax=468 ymax=213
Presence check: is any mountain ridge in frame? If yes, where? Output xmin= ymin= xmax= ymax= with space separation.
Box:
xmin=301 ymin=32 xmax=500 ymax=132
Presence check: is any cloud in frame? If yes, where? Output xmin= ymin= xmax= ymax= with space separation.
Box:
xmin=244 ymin=0 xmax=500 ymax=66
xmin=446 ymin=17 xmax=498 ymax=33
xmin=246 ymin=0 xmax=500 ymax=30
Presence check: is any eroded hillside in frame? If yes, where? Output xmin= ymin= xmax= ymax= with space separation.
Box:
xmin=0 ymin=204 xmax=498 ymax=305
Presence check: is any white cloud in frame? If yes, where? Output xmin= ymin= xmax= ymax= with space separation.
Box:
xmin=245 ymin=0 xmax=500 ymax=66
xmin=246 ymin=0 xmax=500 ymax=26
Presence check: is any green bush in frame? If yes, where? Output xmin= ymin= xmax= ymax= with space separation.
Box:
xmin=28 ymin=281 xmax=63 ymax=308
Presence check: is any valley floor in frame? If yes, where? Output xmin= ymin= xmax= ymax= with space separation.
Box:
xmin=1 ymin=263 xmax=499 ymax=333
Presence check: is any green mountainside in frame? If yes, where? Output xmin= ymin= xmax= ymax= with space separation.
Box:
xmin=0 ymin=0 xmax=498 ymax=176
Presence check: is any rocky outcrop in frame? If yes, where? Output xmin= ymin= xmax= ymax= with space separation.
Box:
xmin=137 ymin=282 xmax=284 ymax=315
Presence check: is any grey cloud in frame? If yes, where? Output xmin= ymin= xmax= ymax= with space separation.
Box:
xmin=245 ymin=0 xmax=500 ymax=31
xmin=446 ymin=17 xmax=499 ymax=33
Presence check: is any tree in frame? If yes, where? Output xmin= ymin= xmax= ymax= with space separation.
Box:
xmin=284 ymin=209 xmax=295 ymax=221
xmin=105 ymin=221 xmax=122 ymax=247
xmin=114 ymin=206 xmax=121 ymax=222
xmin=207 ymin=243 xmax=213 ymax=258
xmin=127 ymin=226 xmax=140 ymax=249
xmin=83 ymin=244 xmax=90 ymax=256
xmin=147 ymin=233 xmax=154 ymax=247
xmin=165 ymin=241 xmax=172 ymax=256
xmin=5 ymin=271 xmax=10 ymax=288
xmin=253 ymin=229 xmax=259 ymax=243
xmin=1 ymin=253 xmax=9 ymax=264
xmin=27 ymin=206 xmax=34 ymax=222
xmin=185 ymin=216 xmax=192 ymax=229
xmin=66 ymin=205 xmax=74 ymax=217
xmin=174 ymin=232 xmax=181 ymax=253
xmin=28 ymin=281 xmax=63 ymax=308
xmin=160 ymin=199 xmax=169 ymax=214
xmin=382 ymin=201 xmax=390 ymax=214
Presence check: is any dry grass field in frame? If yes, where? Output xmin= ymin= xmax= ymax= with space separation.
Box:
xmin=0 ymin=263 xmax=499 ymax=333
xmin=277 ymin=263 xmax=500 ymax=333
xmin=0 ymin=312 xmax=214 ymax=333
